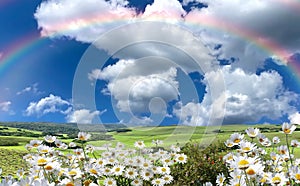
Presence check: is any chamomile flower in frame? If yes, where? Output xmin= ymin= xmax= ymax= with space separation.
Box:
xmin=277 ymin=145 xmax=289 ymax=155
xmin=229 ymin=133 xmax=244 ymax=145
xmin=245 ymin=127 xmax=260 ymax=138
xmin=124 ymin=167 xmax=138 ymax=179
xmin=77 ymin=132 xmax=91 ymax=141
xmin=29 ymin=140 xmax=42 ymax=147
xmin=175 ymin=153 xmax=187 ymax=164
xmin=269 ymin=172 xmax=288 ymax=186
xmin=162 ymin=175 xmax=173 ymax=184
xmin=245 ymin=163 xmax=264 ymax=178
xmin=282 ymin=122 xmax=297 ymax=134
xmin=151 ymin=178 xmax=165 ymax=186
xmin=141 ymin=159 xmax=152 ymax=169
xmin=257 ymin=133 xmax=267 ymax=143
xmin=44 ymin=135 xmax=56 ymax=143
xmin=170 ymin=144 xmax=180 ymax=152
xmin=239 ymin=141 xmax=256 ymax=153
xmin=272 ymin=136 xmax=280 ymax=144
xmin=216 ymin=173 xmax=226 ymax=186
xmin=261 ymin=138 xmax=272 ymax=147
xmin=37 ymin=145 xmax=53 ymax=154
xmin=111 ymin=165 xmax=124 ymax=176
xmin=291 ymin=139 xmax=300 ymax=147
xmin=140 ymin=169 xmax=154 ymax=181
xmin=158 ymin=166 xmax=170 ymax=175
xmin=131 ymin=178 xmax=143 ymax=186
xmin=224 ymin=139 xmax=234 ymax=148
xmin=134 ymin=140 xmax=145 ymax=149
xmin=103 ymin=177 xmax=116 ymax=186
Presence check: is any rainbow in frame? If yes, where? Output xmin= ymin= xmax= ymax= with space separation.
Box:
xmin=1 ymin=0 xmax=299 ymax=81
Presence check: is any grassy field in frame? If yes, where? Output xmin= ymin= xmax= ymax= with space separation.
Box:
xmin=0 ymin=123 xmax=300 ymax=176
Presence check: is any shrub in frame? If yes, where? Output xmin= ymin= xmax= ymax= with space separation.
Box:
xmin=171 ymin=141 xmax=229 ymax=185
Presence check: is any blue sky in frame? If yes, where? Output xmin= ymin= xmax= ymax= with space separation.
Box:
xmin=0 ymin=0 xmax=300 ymax=126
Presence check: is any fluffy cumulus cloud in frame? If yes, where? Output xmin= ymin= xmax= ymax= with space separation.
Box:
xmin=174 ymin=66 xmax=298 ymax=125
xmin=288 ymin=112 xmax=300 ymax=125
xmin=66 ymin=109 xmax=104 ymax=124
xmin=90 ymin=58 xmax=179 ymax=124
xmin=185 ymin=0 xmax=300 ymax=70
xmin=0 ymin=101 xmax=12 ymax=112
xmin=25 ymin=94 xmax=72 ymax=116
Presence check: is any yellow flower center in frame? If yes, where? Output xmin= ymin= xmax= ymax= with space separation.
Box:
xmin=66 ymin=182 xmax=74 ymax=186
xmin=90 ymin=169 xmax=97 ymax=174
xmin=162 ymin=168 xmax=167 ymax=172
xmin=178 ymin=156 xmax=185 ymax=161
xmin=37 ymin=158 xmax=47 ymax=166
xmin=242 ymin=147 xmax=251 ymax=152
xmin=128 ymin=171 xmax=134 ymax=175
xmin=145 ymin=172 xmax=150 ymax=176
xmin=234 ymin=139 xmax=240 ymax=143
xmin=238 ymin=159 xmax=250 ymax=170
xmin=295 ymin=174 xmax=300 ymax=181
xmin=44 ymin=165 xmax=53 ymax=171
xmin=272 ymin=176 xmax=281 ymax=184
xmin=115 ymin=167 xmax=121 ymax=172
xmin=79 ymin=136 xmax=86 ymax=140
xmin=108 ymin=180 xmax=113 ymax=185
xmin=68 ymin=170 xmax=77 ymax=176
xmin=284 ymin=128 xmax=291 ymax=134
xmin=260 ymin=177 xmax=267 ymax=183
xmin=83 ymin=180 xmax=92 ymax=186
xmin=33 ymin=143 xmax=39 ymax=147
xmin=246 ymin=168 xmax=256 ymax=175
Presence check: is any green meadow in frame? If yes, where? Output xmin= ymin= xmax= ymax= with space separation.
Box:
xmin=0 ymin=122 xmax=299 ymax=176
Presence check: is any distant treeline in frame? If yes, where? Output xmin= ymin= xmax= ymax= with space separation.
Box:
xmin=0 ymin=122 xmax=127 ymax=139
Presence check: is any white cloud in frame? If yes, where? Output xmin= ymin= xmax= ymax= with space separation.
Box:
xmin=289 ymin=112 xmax=300 ymax=125
xmin=25 ymin=94 xmax=72 ymax=116
xmin=34 ymin=0 xmax=136 ymax=42
xmin=0 ymin=101 xmax=15 ymax=115
xmin=184 ymin=0 xmax=300 ymax=70
xmin=96 ymin=59 xmax=179 ymax=114
xmin=66 ymin=109 xmax=105 ymax=124
xmin=174 ymin=66 xmax=298 ymax=125
xmin=17 ymin=83 xmax=43 ymax=95
xmin=0 ymin=101 xmax=12 ymax=112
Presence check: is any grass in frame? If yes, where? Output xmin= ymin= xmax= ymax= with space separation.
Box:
xmin=0 ymin=149 xmax=28 ymax=176
xmin=1 ymin=123 xmax=300 ymax=176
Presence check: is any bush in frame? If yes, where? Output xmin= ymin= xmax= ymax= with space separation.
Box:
xmin=171 ymin=141 xmax=229 ymax=185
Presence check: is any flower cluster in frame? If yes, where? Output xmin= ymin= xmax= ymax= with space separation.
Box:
xmin=215 ymin=123 xmax=300 ymax=186
xmin=0 ymin=132 xmax=187 ymax=186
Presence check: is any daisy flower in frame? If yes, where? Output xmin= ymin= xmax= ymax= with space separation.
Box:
xmin=124 ymin=167 xmax=138 ymax=179
xmin=239 ymin=141 xmax=256 ymax=153
xmin=77 ymin=132 xmax=91 ymax=141
xmin=291 ymin=139 xmax=300 ymax=147
xmin=216 ymin=173 xmax=226 ymax=186
xmin=229 ymin=133 xmax=244 ymax=145
xmin=140 ymin=169 xmax=154 ymax=181
xmin=272 ymin=136 xmax=280 ymax=144
xmin=257 ymin=133 xmax=267 ymax=143
xmin=134 ymin=140 xmax=145 ymax=149
xmin=131 ymin=178 xmax=143 ymax=186
xmin=151 ymin=178 xmax=165 ymax=186
xmin=282 ymin=122 xmax=297 ymax=134
xmin=111 ymin=165 xmax=124 ymax=176
xmin=162 ymin=175 xmax=173 ymax=184
xmin=269 ymin=172 xmax=288 ymax=186
xmin=245 ymin=127 xmax=260 ymax=138
xmin=175 ymin=153 xmax=187 ymax=164
xmin=29 ymin=140 xmax=42 ymax=147
xmin=224 ymin=139 xmax=234 ymax=148
xmin=44 ymin=135 xmax=56 ymax=143
xmin=158 ymin=166 xmax=170 ymax=175
xmin=103 ymin=177 xmax=116 ymax=186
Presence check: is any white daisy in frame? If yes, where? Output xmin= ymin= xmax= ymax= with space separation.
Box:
xmin=282 ymin=122 xmax=297 ymax=134
xmin=245 ymin=127 xmax=260 ymax=138
xmin=103 ymin=177 xmax=116 ymax=186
